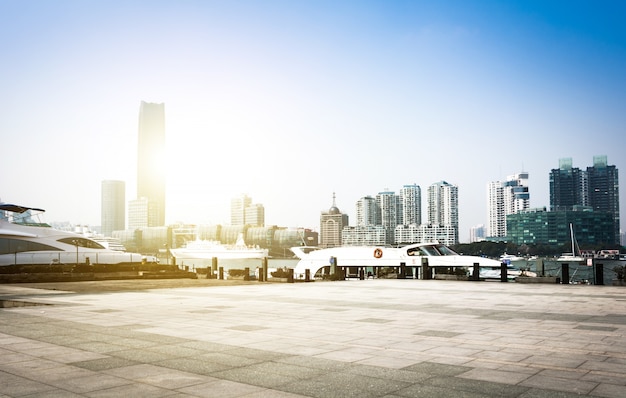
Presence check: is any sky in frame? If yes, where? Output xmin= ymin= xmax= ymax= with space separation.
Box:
xmin=1 ymin=0 xmax=625 ymax=243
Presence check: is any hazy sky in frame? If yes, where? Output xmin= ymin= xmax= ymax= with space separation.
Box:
xmin=2 ymin=0 xmax=625 ymax=242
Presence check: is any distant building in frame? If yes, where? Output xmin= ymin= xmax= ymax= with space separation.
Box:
xmin=231 ymin=194 xmax=252 ymax=225
xmin=427 ymin=181 xmax=458 ymax=244
xmin=400 ymin=184 xmax=422 ymax=226
xmin=507 ymin=207 xmax=615 ymax=246
xmin=101 ymin=180 xmax=125 ymax=237
xmin=230 ymin=195 xmax=265 ymax=227
xmin=356 ymin=196 xmax=377 ymax=227
xmin=319 ymin=193 xmax=348 ymax=248
xmin=395 ymin=224 xmax=457 ymax=246
xmin=470 ymin=224 xmax=485 ymax=243
xmin=549 ymin=156 xmax=620 ymax=244
xmin=135 ymin=101 xmax=166 ymax=227
xmin=342 ymin=225 xmax=387 ymax=246
xmin=550 ymin=158 xmax=588 ymax=211
xmin=376 ymin=191 xmax=400 ymax=244
xmin=128 ymin=197 xmax=161 ymax=229
xmin=586 ymin=156 xmax=620 ymax=244
xmin=487 ymin=172 xmax=529 ymax=238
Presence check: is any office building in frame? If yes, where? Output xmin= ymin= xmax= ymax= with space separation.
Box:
xmin=549 ymin=156 xmax=619 ymax=244
xmin=136 ymin=101 xmax=166 ymax=227
xmin=549 ymin=158 xmax=587 ymax=211
xmin=507 ymin=207 xmax=615 ymax=246
xmin=586 ymin=156 xmax=620 ymax=244
xmin=320 ymin=193 xmax=348 ymax=248
xmin=101 ymin=180 xmax=125 ymax=237
xmin=231 ymin=195 xmax=265 ymax=227
xmin=231 ymin=195 xmax=252 ymax=225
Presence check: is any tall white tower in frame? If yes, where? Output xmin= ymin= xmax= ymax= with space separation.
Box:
xmin=400 ymin=184 xmax=421 ymax=226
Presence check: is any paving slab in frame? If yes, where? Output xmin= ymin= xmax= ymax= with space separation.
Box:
xmin=1 ymin=279 xmax=626 ymax=397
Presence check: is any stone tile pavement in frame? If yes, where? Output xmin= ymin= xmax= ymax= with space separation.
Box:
xmin=1 ymin=279 xmax=626 ymax=397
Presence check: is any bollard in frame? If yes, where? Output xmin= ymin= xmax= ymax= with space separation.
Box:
xmin=287 ymin=268 xmax=294 ymax=283
xmin=536 ymin=258 xmax=544 ymax=276
xmin=218 ymin=266 xmax=224 ymax=280
xmin=472 ymin=263 xmax=480 ymax=281
xmin=211 ymin=257 xmax=218 ymax=279
xmin=595 ymin=263 xmax=604 ymax=285
xmin=398 ymin=262 xmax=406 ymax=279
xmin=245 ymin=267 xmax=250 ymax=281
xmin=500 ymin=263 xmax=508 ymax=282
xmin=422 ymin=258 xmax=430 ymax=280
xmin=262 ymin=257 xmax=268 ymax=282
xmin=561 ymin=264 xmax=569 ymax=284
xmin=359 ymin=268 xmax=365 ymax=280
xmin=305 ymin=268 xmax=310 ymax=282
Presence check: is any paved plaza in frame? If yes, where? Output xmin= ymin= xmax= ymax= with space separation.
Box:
xmin=1 ymin=279 xmax=626 ymax=397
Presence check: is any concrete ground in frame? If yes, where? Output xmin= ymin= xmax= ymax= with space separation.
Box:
xmin=1 ymin=279 xmax=626 ymax=397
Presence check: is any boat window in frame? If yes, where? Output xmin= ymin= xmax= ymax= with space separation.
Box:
xmin=420 ymin=246 xmax=441 ymax=256
xmin=406 ymin=247 xmax=423 ymax=256
xmin=0 ymin=238 xmax=61 ymax=254
xmin=435 ymin=245 xmax=459 ymax=256
xmin=57 ymin=237 xmax=105 ymax=249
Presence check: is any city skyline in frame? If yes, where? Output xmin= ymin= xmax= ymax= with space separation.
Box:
xmin=1 ymin=1 xmax=625 ymax=242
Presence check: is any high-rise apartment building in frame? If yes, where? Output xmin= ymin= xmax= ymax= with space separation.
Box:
xmin=376 ymin=191 xmax=400 ymax=244
xmin=101 ymin=180 xmax=125 ymax=237
xmin=244 ymin=204 xmax=265 ymax=227
xmin=400 ymin=184 xmax=421 ymax=226
xmin=136 ymin=101 xmax=166 ymax=227
xmin=356 ymin=196 xmax=377 ymax=226
xmin=427 ymin=181 xmax=458 ymax=244
xmin=320 ymin=193 xmax=348 ymax=248
xmin=487 ymin=172 xmax=530 ymax=238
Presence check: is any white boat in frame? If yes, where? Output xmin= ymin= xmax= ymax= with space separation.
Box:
xmin=291 ymin=242 xmax=503 ymax=279
xmin=479 ymin=264 xmax=537 ymax=280
xmin=0 ymin=203 xmax=156 ymax=266
xmin=558 ymin=223 xmax=583 ymax=262
xmin=170 ymin=233 xmax=268 ymax=260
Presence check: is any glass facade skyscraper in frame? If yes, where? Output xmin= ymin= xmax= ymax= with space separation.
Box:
xmin=136 ymin=101 xmax=166 ymax=227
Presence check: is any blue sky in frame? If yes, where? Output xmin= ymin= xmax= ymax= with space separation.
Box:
xmin=1 ymin=0 xmax=625 ymax=242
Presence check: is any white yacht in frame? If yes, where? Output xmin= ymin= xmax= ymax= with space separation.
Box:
xmin=0 ymin=203 xmax=156 ymax=266
xmin=291 ymin=242 xmax=503 ymax=279
xmin=170 ymin=233 xmax=268 ymax=260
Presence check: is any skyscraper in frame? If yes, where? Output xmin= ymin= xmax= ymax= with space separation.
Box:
xmin=427 ymin=181 xmax=458 ymax=244
xmin=136 ymin=101 xmax=166 ymax=227
xmin=549 ymin=156 xmax=619 ymax=244
xmin=400 ymin=184 xmax=421 ymax=226
xmin=376 ymin=190 xmax=399 ymax=244
xmin=487 ymin=172 xmax=530 ymax=238
xmin=356 ymin=196 xmax=377 ymax=226
xmin=586 ymin=156 xmax=620 ymax=243
xmin=101 ymin=180 xmax=125 ymax=237
xmin=549 ymin=158 xmax=587 ymax=211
